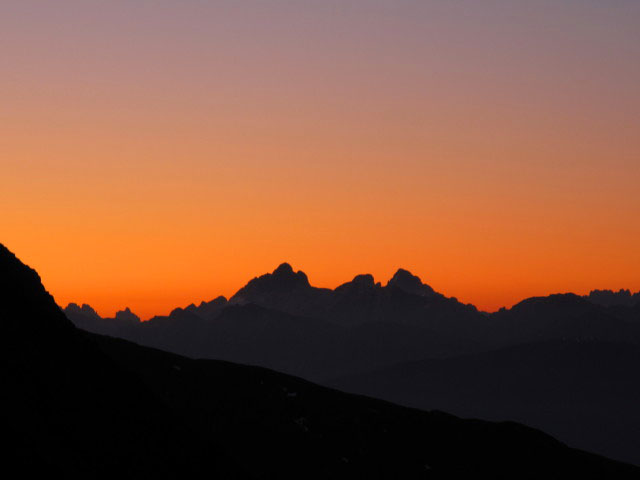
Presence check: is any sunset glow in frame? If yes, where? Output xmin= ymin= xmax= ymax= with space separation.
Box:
xmin=2 ymin=1 xmax=639 ymax=318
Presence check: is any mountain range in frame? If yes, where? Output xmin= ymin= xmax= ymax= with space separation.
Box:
xmin=63 ymin=263 xmax=640 ymax=465
xmin=6 ymin=244 xmax=640 ymax=476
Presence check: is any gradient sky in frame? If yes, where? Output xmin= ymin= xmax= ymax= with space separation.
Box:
xmin=2 ymin=1 xmax=639 ymax=319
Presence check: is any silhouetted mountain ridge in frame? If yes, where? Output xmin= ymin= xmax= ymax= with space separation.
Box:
xmin=5 ymin=244 xmax=637 ymax=477
xmin=387 ymin=268 xmax=437 ymax=297
xmin=225 ymin=263 xmax=478 ymax=326
xmin=63 ymin=261 xmax=640 ymax=465
xmin=586 ymin=289 xmax=640 ymax=307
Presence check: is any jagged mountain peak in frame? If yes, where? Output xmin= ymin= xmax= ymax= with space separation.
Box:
xmin=230 ymin=263 xmax=311 ymax=305
xmin=65 ymin=303 xmax=101 ymax=319
xmin=273 ymin=262 xmax=294 ymax=275
xmin=353 ymin=273 xmax=375 ymax=286
xmin=586 ymin=289 xmax=640 ymax=307
xmin=272 ymin=262 xmax=310 ymax=284
xmin=335 ymin=274 xmax=381 ymax=294
xmin=115 ymin=307 xmax=141 ymax=323
xmin=387 ymin=268 xmax=435 ymax=296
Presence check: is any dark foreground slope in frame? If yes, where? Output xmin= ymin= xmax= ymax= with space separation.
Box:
xmin=0 ymin=245 xmax=236 ymax=478
xmin=330 ymin=341 xmax=640 ymax=465
xmin=2 ymin=244 xmax=638 ymax=478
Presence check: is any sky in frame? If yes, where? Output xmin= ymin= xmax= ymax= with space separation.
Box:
xmin=2 ymin=1 xmax=639 ymax=319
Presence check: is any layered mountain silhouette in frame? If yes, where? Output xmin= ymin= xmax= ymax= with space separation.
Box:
xmin=329 ymin=340 xmax=640 ymax=466
xmin=66 ymin=264 xmax=489 ymax=378
xmin=6 ymin=245 xmax=639 ymax=477
xmin=64 ymin=263 xmax=640 ymax=465
xmin=585 ymin=289 xmax=640 ymax=307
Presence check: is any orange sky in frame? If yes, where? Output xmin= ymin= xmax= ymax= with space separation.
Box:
xmin=2 ymin=1 xmax=639 ymax=319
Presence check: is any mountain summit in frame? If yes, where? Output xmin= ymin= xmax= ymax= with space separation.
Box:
xmin=387 ymin=268 xmax=435 ymax=297
xmin=231 ymin=263 xmax=312 ymax=303
xmin=228 ymin=263 xmax=329 ymax=317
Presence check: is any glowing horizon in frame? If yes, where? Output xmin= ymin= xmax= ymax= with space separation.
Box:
xmin=3 ymin=1 xmax=639 ymax=319
xmin=51 ymin=259 xmax=640 ymax=321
